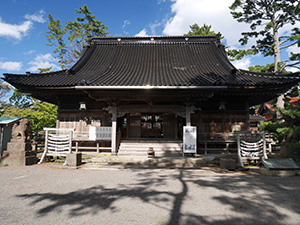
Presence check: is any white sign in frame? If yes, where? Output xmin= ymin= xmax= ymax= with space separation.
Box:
xmin=183 ymin=126 xmax=197 ymax=154
xmin=89 ymin=126 xmax=112 ymax=141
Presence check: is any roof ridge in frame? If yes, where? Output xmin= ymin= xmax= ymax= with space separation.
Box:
xmin=91 ymin=35 xmax=220 ymax=40
xmin=89 ymin=35 xmax=220 ymax=45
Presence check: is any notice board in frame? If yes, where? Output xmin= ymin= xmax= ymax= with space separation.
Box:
xmin=183 ymin=126 xmax=197 ymax=154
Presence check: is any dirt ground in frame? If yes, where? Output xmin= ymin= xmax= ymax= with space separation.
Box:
xmin=0 ymin=164 xmax=300 ymax=225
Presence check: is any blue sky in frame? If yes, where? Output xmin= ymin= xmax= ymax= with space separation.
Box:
xmin=0 ymin=0 xmax=299 ymax=77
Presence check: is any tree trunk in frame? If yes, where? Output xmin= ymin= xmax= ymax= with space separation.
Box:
xmin=273 ymin=24 xmax=285 ymax=110
xmin=273 ymin=27 xmax=280 ymax=72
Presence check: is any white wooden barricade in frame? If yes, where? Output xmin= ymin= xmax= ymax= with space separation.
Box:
xmin=237 ymin=132 xmax=268 ymax=168
xmin=38 ymin=128 xmax=74 ymax=164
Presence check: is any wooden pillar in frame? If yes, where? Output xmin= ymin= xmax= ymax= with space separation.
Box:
xmin=111 ymin=106 xmax=117 ymax=154
xmin=175 ymin=114 xmax=178 ymax=139
xmin=56 ymin=101 xmax=60 ymax=129
xmin=222 ymin=112 xmax=226 ymax=132
xmin=199 ymin=111 xmax=203 ymax=134
xmin=245 ymin=101 xmax=250 ymax=131
xmin=186 ymin=106 xmax=191 ymax=126
xmin=126 ymin=114 xmax=129 ymax=139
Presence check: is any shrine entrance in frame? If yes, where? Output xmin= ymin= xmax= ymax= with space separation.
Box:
xmin=141 ymin=114 xmax=163 ymax=138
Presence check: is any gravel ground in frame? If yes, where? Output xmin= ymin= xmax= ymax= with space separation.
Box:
xmin=0 ymin=164 xmax=300 ymax=225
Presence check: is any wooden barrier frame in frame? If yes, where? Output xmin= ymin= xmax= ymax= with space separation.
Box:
xmin=38 ymin=128 xmax=75 ymax=164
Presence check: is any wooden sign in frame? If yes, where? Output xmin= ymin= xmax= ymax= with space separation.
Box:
xmin=89 ymin=126 xmax=112 ymax=140
xmin=183 ymin=126 xmax=197 ymax=154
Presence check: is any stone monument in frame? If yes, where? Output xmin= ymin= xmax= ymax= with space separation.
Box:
xmin=0 ymin=118 xmax=37 ymax=166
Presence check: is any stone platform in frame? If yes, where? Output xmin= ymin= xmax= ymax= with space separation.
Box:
xmin=80 ymin=153 xmax=239 ymax=169
xmin=0 ymin=140 xmax=37 ymax=166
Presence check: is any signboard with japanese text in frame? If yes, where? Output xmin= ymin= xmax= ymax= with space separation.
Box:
xmin=89 ymin=126 xmax=112 ymax=141
xmin=183 ymin=126 xmax=197 ymax=154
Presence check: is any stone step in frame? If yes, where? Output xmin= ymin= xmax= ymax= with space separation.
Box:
xmin=118 ymin=151 xmax=182 ymax=156
xmin=119 ymin=148 xmax=182 ymax=152
xmin=118 ymin=147 xmax=182 ymax=151
xmin=120 ymin=143 xmax=182 ymax=147
xmin=118 ymin=141 xmax=183 ymax=157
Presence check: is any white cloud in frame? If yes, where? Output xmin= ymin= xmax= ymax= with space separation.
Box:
xmin=285 ymin=44 xmax=300 ymax=72
xmin=122 ymin=20 xmax=131 ymax=29
xmin=23 ymin=50 xmax=35 ymax=55
xmin=287 ymin=45 xmax=300 ymax=56
xmin=162 ymin=0 xmax=253 ymax=48
xmin=28 ymin=53 xmax=60 ymax=72
xmin=286 ymin=67 xmax=299 ymax=73
xmin=158 ymin=0 xmax=166 ymax=4
xmin=150 ymin=22 xmax=162 ymax=35
xmin=0 ymin=61 xmax=22 ymax=71
xmin=231 ymin=57 xmax=252 ymax=70
xmin=161 ymin=0 xmax=300 ymax=49
xmin=0 ymin=18 xmax=32 ymax=40
xmin=135 ymin=29 xmax=149 ymax=37
xmin=25 ymin=10 xmax=46 ymax=23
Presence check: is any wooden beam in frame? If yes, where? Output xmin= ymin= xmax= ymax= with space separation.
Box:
xmin=117 ymin=104 xmax=186 ymax=113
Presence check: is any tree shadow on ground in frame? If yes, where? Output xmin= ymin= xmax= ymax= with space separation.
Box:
xmin=17 ymin=169 xmax=300 ymax=225
xmin=181 ymin=171 xmax=300 ymax=224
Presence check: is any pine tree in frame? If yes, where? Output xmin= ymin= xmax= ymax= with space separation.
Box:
xmin=230 ymin=0 xmax=300 ymax=72
xmin=46 ymin=5 xmax=109 ymax=68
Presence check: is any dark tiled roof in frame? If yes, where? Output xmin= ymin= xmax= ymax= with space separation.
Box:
xmin=3 ymin=36 xmax=300 ymax=89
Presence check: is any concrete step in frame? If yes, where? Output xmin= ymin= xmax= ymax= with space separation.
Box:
xmin=118 ymin=141 xmax=183 ymax=156
xmin=118 ymin=151 xmax=182 ymax=157
xmin=118 ymin=147 xmax=182 ymax=151
xmin=120 ymin=143 xmax=182 ymax=147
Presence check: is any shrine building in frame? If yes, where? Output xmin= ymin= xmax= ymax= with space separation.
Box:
xmin=3 ymin=36 xmax=300 ymax=156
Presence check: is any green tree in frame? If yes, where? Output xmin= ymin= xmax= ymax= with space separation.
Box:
xmin=184 ymin=23 xmax=251 ymax=61
xmin=0 ymin=81 xmax=11 ymax=102
xmin=229 ymin=0 xmax=300 ymax=72
xmin=9 ymin=89 xmax=33 ymax=109
xmin=185 ymin=23 xmax=223 ymax=38
xmin=46 ymin=15 xmax=67 ymax=69
xmin=0 ymin=81 xmax=12 ymax=115
xmin=248 ymin=62 xmax=289 ymax=73
xmin=3 ymin=100 xmax=57 ymax=135
xmin=261 ymin=86 xmax=300 ymax=162
xmin=38 ymin=67 xmax=53 ymax=74
xmin=4 ymin=85 xmax=57 ymax=135
xmin=47 ymin=5 xmax=108 ymax=68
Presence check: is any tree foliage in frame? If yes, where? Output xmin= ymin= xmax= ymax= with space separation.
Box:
xmin=3 ymin=88 xmax=57 ymax=135
xmin=38 ymin=67 xmax=53 ymax=74
xmin=47 ymin=5 xmax=108 ymax=69
xmin=46 ymin=14 xmax=67 ymax=69
xmin=185 ymin=23 xmax=223 ymax=38
xmin=0 ymin=81 xmax=11 ymax=102
xmin=230 ymin=0 xmax=300 ymax=72
xmin=261 ymin=86 xmax=300 ymax=161
xmin=3 ymin=100 xmax=57 ymax=135
xmin=9 ymin=89 xmax=33 ymax=109
xmin=0 ymin=81 xmax=12 ymax=115
xmin=248 ymin=62 xmax=290 ymax=73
